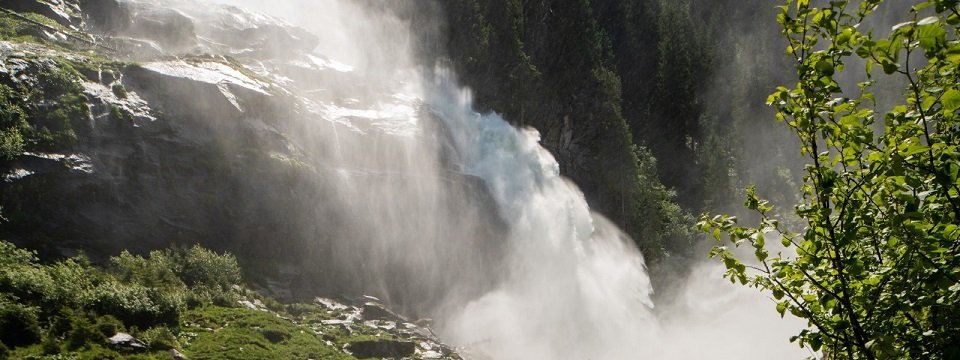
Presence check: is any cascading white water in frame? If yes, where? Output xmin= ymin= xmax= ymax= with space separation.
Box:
xmin=420 ymin=71 xmax=811 ymax=359
xmin=425 ymin=69 xmax=658 ymax=359
xmin=200 ymin=1 xmax=809 ymax=358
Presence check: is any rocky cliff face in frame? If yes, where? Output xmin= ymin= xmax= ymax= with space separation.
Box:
xmin=0 ymin=0 xmax=506 ymax=308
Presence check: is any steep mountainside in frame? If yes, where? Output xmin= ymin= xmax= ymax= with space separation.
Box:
xmin=0 ymin=0 xmax=506 ymax=308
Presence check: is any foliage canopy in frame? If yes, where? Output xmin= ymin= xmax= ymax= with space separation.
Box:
xmin=700 ymin=0 xmax=960 ymax=358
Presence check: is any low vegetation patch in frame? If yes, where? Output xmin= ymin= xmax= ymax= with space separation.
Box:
xmin=182 ymin=306 xmax=353 ymax=360
xmin=0 ymin=241 xmax=381 ymax=359
xmin=0 ymin=242 xmax=237 ymax=358
xmin=0 ymin=56 xmax=89 ymax=160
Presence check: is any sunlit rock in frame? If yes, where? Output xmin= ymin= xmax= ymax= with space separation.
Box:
xmin=125 ymin=59 xmax=274 ymax=118
xmin=124 ymin=6 xmax=196 ymax=49
xmin=1 ymin=0 xmax=83 ymax=28
xmin=79 ymin=0 xmax=318 ymax=58
xmin=107 ymin=332 xmax=147 ymax=351
xmin=185 ymin=4 xmax=319 ymax=58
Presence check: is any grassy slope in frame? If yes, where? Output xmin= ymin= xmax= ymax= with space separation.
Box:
xmin=9 ymin=306 xmax=363 ymax=359
xmin=179 ymin=306 xmax=356 ymax=360
xmin=0 ymin=237 xmax=452 ymax=359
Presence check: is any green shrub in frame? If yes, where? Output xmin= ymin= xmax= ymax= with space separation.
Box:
xmin=111 ymin=83 xmax=127 ymax=99
xmin=0 ymin=241 xmax=37 ymax=267
xmin=44 ymin=258 xmax=99 ymax=312
xmin=0 ymin=342 xmax=8 ymax=360
xmin=5 ymin=56 xmax=89 ymax=153
xmin=109 ymin=250 xmax=191 ymax=325
xmin=176 ymin=246 xmax=242 ymax=307
xmin=0 ymin=84 xmax=28 ymax=161
xmin=48 ymin=308 xmax=76 ymax=337
xmin=0 ymin=264 xmax=55 ymax=309
xmin=0 ymin=241 xmax=264 ymax=354
xmin=260 ymin=327 xmax=289 ymax=344
xmin=67 ymin=313 xmax=101 ymax=350
xmin=0 ymin=125 xmax=24 ymax=161
xmin=0 ymin=298 xmax=42 ymax=347
xmin=186 ymin=286 xmax=238 ymax=308
xmin=95 ymin=315 xmax=123 ymax=337
xmin=41 ymin=334 xmax=61 ymax=355
xmin=150 ymin=288 xmax=186 ymax=326
xmin=139 ymin=326 xmax=178 ymax=350
xmin=87 ymin=280 xmax=174 ymax=328
xmin=111 ymin=250 xmax=185 ymax=289
xmin=181 ymin=245 xmax=241 ymax=291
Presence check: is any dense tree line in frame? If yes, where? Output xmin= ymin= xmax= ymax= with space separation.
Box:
xmin=426 ymin=0 xmax=801 ymax=270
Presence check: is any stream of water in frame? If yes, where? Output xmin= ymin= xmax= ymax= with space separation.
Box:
xmin=210 ymin=1 xmax=809 ymax=358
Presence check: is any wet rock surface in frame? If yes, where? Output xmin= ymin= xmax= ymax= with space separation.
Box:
xmin=186 ymin=4 xmax=319 ymax=58
xmin=78 ymin=0 xmax=130 ymax=32
xmin=310 ymin=297 xmax=463 ymax=360
xmin=75 ymin=0 xmax=317 ymax=57
xmin=362 ymin=301 xmax=407 ymax=322
xmin=1 ymin=0 xmax=508 ymax=329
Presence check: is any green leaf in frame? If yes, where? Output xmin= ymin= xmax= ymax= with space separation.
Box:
xmin=881 ymin=59 xmax=899 ymax=74
xmin=756 ymin=249 xmax=768 ymax=261
xmin=942 ymin=89 xmax=960 ymax=111
xmin=810 ymin=336 xmax=823 ymax=351
xmin=815 ymin=60 xmax=835 ymax=76
xmin=917 ymin=21 xmax=945 ymax=51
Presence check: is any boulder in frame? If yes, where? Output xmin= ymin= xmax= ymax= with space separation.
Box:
xmin=169 ymin=348 xmax=187 ymax=360
xmin=362 ymin=302 xmax=406 ymax=322
xmin=346 ymin=339 xmax=416 ymax=359
xmin=107 ymin=332 xmax=147 ymax=351
xmin=314 ymin=297 xmax=348 ymax=311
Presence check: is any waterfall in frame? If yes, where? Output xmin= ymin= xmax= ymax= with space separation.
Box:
xmin=424 ymin=69 xmax=659 ymax=359
xmin=199 ymin=1 xmax=808 ymax=359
